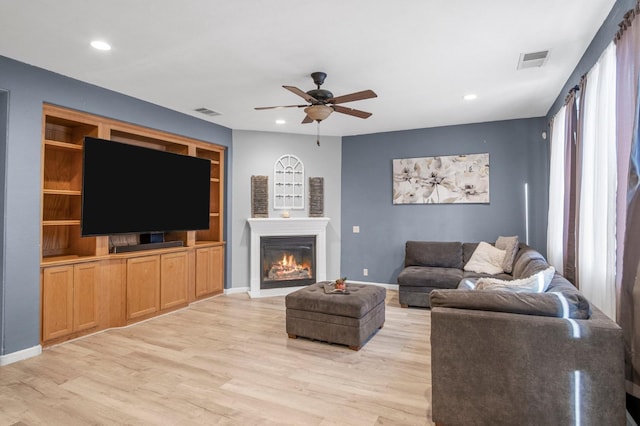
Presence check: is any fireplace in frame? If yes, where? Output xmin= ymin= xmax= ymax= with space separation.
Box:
xmin=247 ymin=217 xmax=330 ymax=297
xmin=260 ymin=236 xmax=316 ymax=289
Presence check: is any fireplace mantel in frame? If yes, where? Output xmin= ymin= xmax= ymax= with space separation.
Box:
xmin=248 ymin=217 xmax=330 ymax=298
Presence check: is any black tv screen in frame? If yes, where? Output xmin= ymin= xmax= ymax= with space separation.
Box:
xmin=81 ymin=137 xmax=211 ymax=236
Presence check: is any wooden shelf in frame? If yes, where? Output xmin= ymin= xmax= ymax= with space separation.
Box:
xmin=43 ymin=189 xmax=82 ymax=196
xmin=44 ymin=140 xmax=83 ymax=151
xmin=41 ymin=254 xmax=99 ymax=266
xmin=43 ymin=219 xmax=81 ymax=226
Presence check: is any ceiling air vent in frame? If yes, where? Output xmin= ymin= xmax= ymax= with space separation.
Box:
xmin=517 ymin=50 xmax=549 ymax=70
xmin=194 ymin=107 xmax=221 ymax=117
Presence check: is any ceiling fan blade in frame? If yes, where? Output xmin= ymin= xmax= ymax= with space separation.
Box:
xmin=328 ymin=89 xmax=377 ymax=105
xmin=333 ymin=105 xmax=372 ymax=119
xmin=254 ymin=104 xmax=307 ymax=110
xmin=283 ymin=85 xmax=318 ymax=103
xmin=301 ymin=115 xmax=314 ymax=124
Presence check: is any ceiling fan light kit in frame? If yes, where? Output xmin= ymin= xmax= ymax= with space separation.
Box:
xmin=304 ymin=104 xmax=333 ymax=122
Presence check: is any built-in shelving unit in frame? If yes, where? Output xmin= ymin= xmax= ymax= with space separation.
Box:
xmin=195 ymin=147 xmax=223 ymax=243
xmin=40 ymin=104 xmax=226 ymax=347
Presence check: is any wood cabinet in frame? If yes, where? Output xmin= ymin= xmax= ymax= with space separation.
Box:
xmin=127 ymin=252 xmax=190 ymax=320
xmin=42 ymin=262 xmax=99 ymax=342
xmin=40 ymin=104 xmax=226 ymax=346
xmin=195 ymin=245 xmax=224 ymax=298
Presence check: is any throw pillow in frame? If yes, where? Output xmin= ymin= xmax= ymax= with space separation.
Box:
xmin=475 ymin=266 xmax=556 ymax=293
xmin=495 ymin=235 xmax=519 ymax=274
xmin=464 ymin=241 xmax=506 ymax=275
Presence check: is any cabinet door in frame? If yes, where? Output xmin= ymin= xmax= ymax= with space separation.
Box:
xmin=195 ymin=246 xmax=224 ymax=297
xmin=73 ymin=262 xmax=99 ymax=331
xmin=42 ymin=265 xmax=74 ymax=341
xmin=195 ymin=247 xmax=212 ymax=298
xmin=127 ymin=255 xmax=160 ymax=320
xmin=210 ymin=245 xmax=224 ymax=294
xmin=160 ymin=251 xmax=188 ymax=310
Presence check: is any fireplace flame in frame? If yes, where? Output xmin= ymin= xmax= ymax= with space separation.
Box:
xmin=282 ymin=254 xmax=297 ymax=268
xmin=266 ymin=252 xmax=312 ymax=281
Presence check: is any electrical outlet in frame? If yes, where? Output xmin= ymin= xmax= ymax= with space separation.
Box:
xmin=363 ymin=268 xmax=368 ymax=276
xmin=353 ymin=225 xmax=360 ymax=233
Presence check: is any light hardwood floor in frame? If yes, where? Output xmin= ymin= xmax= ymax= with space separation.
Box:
xmin=0 ymin=289 xmax=433 ymax=425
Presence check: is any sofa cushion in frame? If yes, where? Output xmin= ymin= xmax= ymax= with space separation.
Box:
xmin=464 ymin=242 xmax=506 ymax=275
xmin=430 ymin=285 xmax=591 ymax=319
xmin=463 ymin=271 xmax=512 ymax=281
xmin=512 ymin=245 xmax=550 ymax=279
xmin=495 ymin=235 xmax=519 ymax=273
xmin=404 ymin=241 xmax=462 ymax=268
xmin=462 ymin=242 xmax=480 ymax=265
xmin=475 ymin=266 xmax=555 ymax=293
xmin=397 ymin=266 xmax=463 ymax=289
xmin=546 ymin=275 xmax=591 ymax=318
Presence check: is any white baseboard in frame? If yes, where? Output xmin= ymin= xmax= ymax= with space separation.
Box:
xmin=346 ymin=280 xmax=399 ymax=290
xmin=248 ymin=286 xmax=304 ymax=298
xmin=224 ymin=286 xmax=249 ymax=295
xmin=0 ymin=344 xmax=42 ymax=366
xmin=224 ymin=282 xmax=398 ymax=297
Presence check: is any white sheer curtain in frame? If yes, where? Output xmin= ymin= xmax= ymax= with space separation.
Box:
xmin=547 ymin=105 xmax=567 ymax=272
xmin=578 ymin=42 xmax=618 ymax=319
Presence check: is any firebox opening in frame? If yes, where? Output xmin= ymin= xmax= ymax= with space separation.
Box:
xmin=260 ymin=235 xmax=316 ymax=289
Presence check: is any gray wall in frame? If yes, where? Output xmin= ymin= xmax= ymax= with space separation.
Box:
xmin=341 ymin=118 xmax=548 ymax=284
xmin=547 ymin=0 xmax=636 ymax=120
xmin=231 ymin=130 xmax=342 ymax=290
xmin=0 ymin=55 xmax=231 ymax=356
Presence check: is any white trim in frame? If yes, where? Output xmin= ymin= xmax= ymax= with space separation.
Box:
xmin=346 ymin=280 xmax=399 ymax=291
xmin=0 ymin=344 xmax=42 ymax=366
xmin=247 ymin=286 xmax=305 ymax=298
xmin=224 ymin=286 xmax=249 ymax=295
xmin=245 ymin=280 xmax=398 ymax=298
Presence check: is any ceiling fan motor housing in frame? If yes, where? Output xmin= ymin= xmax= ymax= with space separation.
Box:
xmin=306 ymin=89 xmax=334 ymax=103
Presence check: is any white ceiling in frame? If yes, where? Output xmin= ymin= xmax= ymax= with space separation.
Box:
xmin=0 ymin=0 xmax=615 ymax=136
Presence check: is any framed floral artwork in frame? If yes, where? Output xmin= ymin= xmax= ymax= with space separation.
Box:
xmin=392 ymin=153 xmax=490 ymax=204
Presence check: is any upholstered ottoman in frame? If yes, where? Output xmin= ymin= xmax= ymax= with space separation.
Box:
xmin=285 ymin=282 xmax=386 ymax=350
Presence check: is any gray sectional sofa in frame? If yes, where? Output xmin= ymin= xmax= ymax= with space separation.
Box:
xmin=397 ymin=240 xmax=517 ymax=308
xmin=397 ymin=240 xmax=625 ymax=424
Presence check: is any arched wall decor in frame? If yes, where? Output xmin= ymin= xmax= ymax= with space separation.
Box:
xmin=274 ymin=154 xmax=304 ymax=210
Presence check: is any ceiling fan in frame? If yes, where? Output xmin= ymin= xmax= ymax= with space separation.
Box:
xmin=255 ymin=72 xmax=377 ymax=124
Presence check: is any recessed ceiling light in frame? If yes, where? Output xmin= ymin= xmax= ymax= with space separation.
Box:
xmin=90 ymin=40 xmax=111 ymax=51
xmin=275 ymin=119 xmax=286 ymax=125
xmin=463 ymin=94 xmax=478 ymax=101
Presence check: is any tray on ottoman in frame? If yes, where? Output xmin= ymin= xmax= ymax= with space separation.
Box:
xmin=285 ymin=282 xmax=386 ymax=350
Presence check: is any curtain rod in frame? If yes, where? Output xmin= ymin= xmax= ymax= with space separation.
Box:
xmin=564 ymin=85 xmax=581 ymax=105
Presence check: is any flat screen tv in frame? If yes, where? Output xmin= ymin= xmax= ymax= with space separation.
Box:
xmin=81 ymin=136 xmax=211 ymax=237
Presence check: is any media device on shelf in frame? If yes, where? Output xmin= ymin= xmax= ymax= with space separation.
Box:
xmin=81 ymin=137 xmax=211 ymax=244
